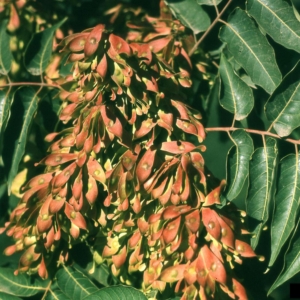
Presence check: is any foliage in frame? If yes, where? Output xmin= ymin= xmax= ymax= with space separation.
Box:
xmin=1 ymin=0 xmax=300 ymax=299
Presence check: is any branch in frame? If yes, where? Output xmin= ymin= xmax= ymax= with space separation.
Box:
xmin=206 ymin=127 xmax=300 ymax=145
xmin=188 ymin=0 xmax=233 ymax=56
xmin=0 ymin=82 xmax=63 ymax=90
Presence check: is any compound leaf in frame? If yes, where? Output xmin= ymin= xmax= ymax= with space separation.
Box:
xmin=86 ymin=263 xmax=110 ymax=287
xmin=45 ymin=288 xmax=70 ymax=300
xmin=166 ymin=0 xmax=210 ymax=34
xmin=247 ymin=0 xmax=300 ymax=53
xmin=0 ymin=89 xmax=14 ymax=157
xmin=268 ymin=224 xmax=300 ymax=295
xmin=0 ymin=292 xmax=22 ymax=300
xmin=56 ymin=266 xmax=98 ymax=300
xmin=0 ymin=20 xmax=13 ymax=75
xmin=7 ymin=87 xmax=39 ymax=193
xmin=219 ymin=53 xmax=254 ymax=120
xmin=24 ymin=18 xmax=66 ymax=75
xmin=83 ymin=286 xmax=147 ymax=300
xmin=197 ymin=0 xmax=223 ymax=5
xmin=266 ymin=60 xmax=300 ymax=137
xmin=219 ymin=8 xmax=282 ymax=94
xmin=0 ymin=90 xmax=13 ymax=135
xmin=225 ymin=130 xmax=254 ymax=201
xmin=269 ymin=154 xmax=300 ymax=266
xmin=247 ymin=137 xmax=278 ymax=249
xmin=0 ymin=267 xmax=48 ymax=297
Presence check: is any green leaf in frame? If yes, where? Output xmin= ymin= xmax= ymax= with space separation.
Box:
xmin=83 ymin=286 xmax=147 ymax=300
xmin=24 ymin=18 xmax=66 ymax=75
xmin=85 ymin=263 xmax=111 ymax=287
xmin=247 ymin=0 xmax=300 ymax=53
xmin=265 ymin=60 xmax=300 ymax=137
xmin=292 ymin=1 xmax=300 ymax=22
xmin=247 ymin=137 xmax=278 ymax=249
xmin=56 ymin=266 xmax=98 ymax=300
xmin=268 ymin=222 xmax=300 ymax=295
xmin=166 ymin=0 xmax=210 ymax=34
xmin=0 ymin=90 xmax=12 ymax=134
xmin=45 ymin=289 xmax=70 ymax=300
xmin=219 ymin=53 xmax=254 ymax=120
xmin=222 ymin=47 xmax=242 ymax=73
xmin=197 ymin=0 xmax=223 ymax=5
xmin=7 ymin=87 xmax=39 ymax=193
xmin=219 ymin=8 xmax=282 ymax=94
xmin=0 ymin=90 xmax=14 ymax=157
xmin=225 ymin=130 xmax=254 ymax=201
xmin=0 ymin=292 xmax=22 ymax=300
xmin=0 ymin=267 xmax=48 ymax=297
xmin=0 ymin=20 xmax=13 ymax=75
xmin=269 ymin=154 xmax=300 ymax=266
xmin=239 ymin=73 xmax=257 ymax=89
xmin=44 ymin=282 xmax=69 ymax=300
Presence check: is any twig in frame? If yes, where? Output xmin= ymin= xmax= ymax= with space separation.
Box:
xmin=41 ymin=281 xmax=51 ymax=300
xmin=213 ymin=0 xmax=220 ymax=15
xmin=211 ymin=60 xmax=219 ymax=69
xmin=188 ymin=0 xmax=233 ymax=56
xmin=0 ymin=82 xmax=63 ymax=90
xmin=206 ymin=127 xmax=300 ymax=145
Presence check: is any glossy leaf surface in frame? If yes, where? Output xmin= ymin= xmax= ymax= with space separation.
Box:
xmin=268 ymin=225 xmax=300 ymax=295
xmin=7 ymin=87 xmax=39 ymax=193
xmin=266 ymin=60 xmax=300 ymax=137
xmin=219 ymin=8 xmax=282 ymax=94
xmin=247 ymin=137 xmax=278 ymax=249
xmin=0 ymin=292 xmax=21 ymax=300
xmin=0 ymin=20 xmax=13 ymax=75
xmin=166 ymin=0 xmax=210 ymax=34
xmin=197 ymin=0 xmax=223 ymax=5
xmin=0 ymin=90 xmax=12 ymax=134
xmin=45 ymin=288 xmax=70 ymax=300
xmin=0 ymin=267 xmax=48 ymax=297
xmin=24 ymin=18 xmax=66 ymax=75
xmin=225 ymin=130 xmax=254 ymax=201
xmin=219 ymin=53 xmax=254 ymax=120
xmin=247 ymin=0 xmax=300 ymax=53
xmin=56 ymin=266 xmax=98 ymax=300
xmin=0 ymin=90 xmax=14 ymax=156
xmin=83 ymin=286 xmax=147 ymax=300
xmin=269 ymin=154 xmax=300 ymax=266
xmin=2 ymin=2 xmax=300 ymax=299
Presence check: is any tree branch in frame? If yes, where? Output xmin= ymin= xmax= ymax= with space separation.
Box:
xmin=188 ymin=0 xmax=233 ymax=56
xmin=206 ymin=127 xmax=300 ymax=145
xmin=0 ymin=82 xmax=63 ymax=90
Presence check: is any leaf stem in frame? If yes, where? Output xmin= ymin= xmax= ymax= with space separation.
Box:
xmin=188 ymin=0 xmax=233 ymax=56
xmin=267 ymin=123 xmax=273 ymax=132
xmin=0 ymin=82 xmax=63 ymax=90
xmin=213 ymin=0 xmax=220 ymax=15
xmin=41 ymin=280 xmax=51 ymax=300
xmin=206 ymin=127 xmax=300 ymax=145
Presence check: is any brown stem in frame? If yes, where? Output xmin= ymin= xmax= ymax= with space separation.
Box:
xmin=41 ymin=281 xmax=51 ymax=300
xmin=188 ymin=0 xmax=233 ymax=56
xmin=0 ymin=82 xmax=63 ymax=90
xmin=213 ymin=0 xmax=220 ymax=15
xmin=206 ymin=127 xmax=300 ymax=145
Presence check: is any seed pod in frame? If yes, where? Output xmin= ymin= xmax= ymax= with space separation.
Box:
xmin=84 ymin=24 xmax=105 ymax=57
